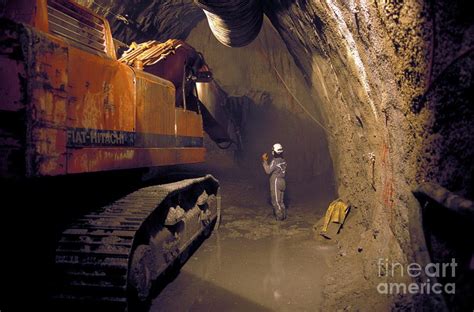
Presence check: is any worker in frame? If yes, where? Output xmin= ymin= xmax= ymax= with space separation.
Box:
xmin=262 ymin=143 xmax=287 ymax=220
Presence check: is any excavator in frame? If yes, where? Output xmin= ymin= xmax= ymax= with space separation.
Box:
xmin=0 ymin=0 xmax=231 ymax=309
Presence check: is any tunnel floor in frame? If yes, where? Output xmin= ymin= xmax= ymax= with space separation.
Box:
xmin=151 ymin=177 xmax=337 ymax=311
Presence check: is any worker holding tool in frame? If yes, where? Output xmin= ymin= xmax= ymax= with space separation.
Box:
xmin=262 ymin=143 xmax=287 ymax=221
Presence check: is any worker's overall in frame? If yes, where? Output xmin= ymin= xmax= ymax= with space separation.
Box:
xmin=263 ymin=157 xmax=287 ymax=220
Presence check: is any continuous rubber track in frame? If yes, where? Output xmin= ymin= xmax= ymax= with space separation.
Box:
xmin=52 ymin=175 xmax=219 ymax=310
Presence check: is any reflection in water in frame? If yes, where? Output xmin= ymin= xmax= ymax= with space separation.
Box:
xmin=263 ymin=230 xmax=285 ymax=304
xmin=152 ymin=227 xmax=336 ymax=311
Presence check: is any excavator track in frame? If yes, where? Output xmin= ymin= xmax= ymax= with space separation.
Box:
xmin=52 ymin=175 xmax=220 ymax=310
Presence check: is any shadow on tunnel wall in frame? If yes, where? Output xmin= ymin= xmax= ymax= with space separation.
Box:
xmin=415 ymin=41 xmax=474 ymax=312
xmin=409 ymin=0 xmax=474 ymax=199
xmin=420 ymin=199 xmax=474 ymax=311
xmin=412 ymin=0 xmax=474 ymax=310
xmin=415 ymin=52 xmax=474 ymax=198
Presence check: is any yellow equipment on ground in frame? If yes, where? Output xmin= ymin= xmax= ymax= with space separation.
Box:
xmin=320 ymin=199 xmax=351 ymax=239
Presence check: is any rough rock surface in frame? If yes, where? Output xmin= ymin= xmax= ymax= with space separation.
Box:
xmin=78 ymin=0 xmax=474 ymax=310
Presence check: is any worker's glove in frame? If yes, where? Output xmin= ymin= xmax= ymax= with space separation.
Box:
xmin=262 ymin=153 xmax=268 ymax=162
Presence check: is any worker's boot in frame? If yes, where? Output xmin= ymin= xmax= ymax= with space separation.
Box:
xmin=274 ymin=206 xmax=285 ymax=221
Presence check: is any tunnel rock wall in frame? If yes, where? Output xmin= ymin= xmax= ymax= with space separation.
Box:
xmin=263 ymin=0 xmax=473 ymax=310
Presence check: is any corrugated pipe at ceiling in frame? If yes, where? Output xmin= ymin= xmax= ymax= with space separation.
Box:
xmin=194 ymin=0 xmax=264 ymax=47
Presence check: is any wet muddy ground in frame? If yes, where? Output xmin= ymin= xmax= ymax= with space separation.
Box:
xmin=151 ymin=177 xmax=337 ymax=311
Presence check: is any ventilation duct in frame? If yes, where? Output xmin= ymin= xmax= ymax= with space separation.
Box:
xmin=194 ymin=0 xmax=263 ymax=47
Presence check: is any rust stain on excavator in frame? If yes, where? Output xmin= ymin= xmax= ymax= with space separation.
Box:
xmin=0 ymin=22 xmax=27 ymax=113
xmin=29 ymin=33 xmax=69 ymax=176
xmin=135 ymin=71 xmax=175 ymax=136
xmin=67 ymin=47 xmax=135 ymax=131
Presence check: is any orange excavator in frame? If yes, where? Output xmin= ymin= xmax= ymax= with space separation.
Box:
xmin=0 ymin=0 xmax=230 ymax=309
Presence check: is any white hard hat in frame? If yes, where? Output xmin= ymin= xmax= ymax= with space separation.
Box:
xmin=272 ymin=143 xmax=283 ymax=154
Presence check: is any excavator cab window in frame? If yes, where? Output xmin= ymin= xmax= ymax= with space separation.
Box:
xmin=195 ymin=71 xmax=213 ymax=83
xmin=183 ymin=83 xmax=201 ymax=114
xmin=180 ymin=66 xmax=203 ymax=114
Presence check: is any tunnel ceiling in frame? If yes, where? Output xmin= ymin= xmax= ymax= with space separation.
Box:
xmin=78 ymin=0 xmax=473 ymax=310
xmin=76 ymin=0 xmax=204 ymax=42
